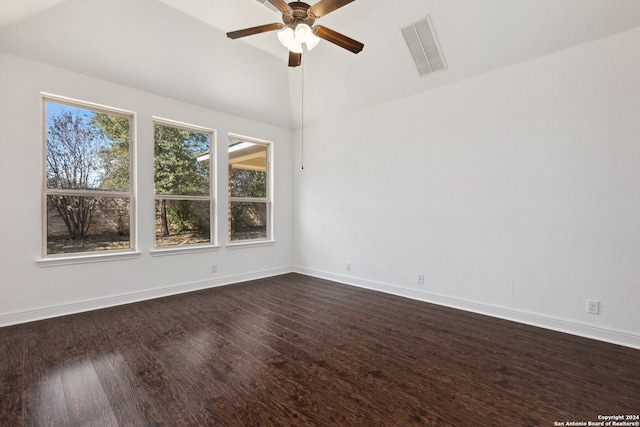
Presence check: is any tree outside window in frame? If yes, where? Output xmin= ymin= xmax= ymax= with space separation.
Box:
xmin=154 ymin=120 xmax=214 ymax=248
xmin=44 ymin=98 xmax=134 ymax=255
xmin=228 ymin=136 xmax=271 ymax=242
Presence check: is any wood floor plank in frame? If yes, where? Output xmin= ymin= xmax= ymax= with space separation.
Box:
xmin=284 ymin=274 xmax=638 ymax=377
xmin=0 ymin=324 xmax=24 ymax=425
xmin=91 ymin=350 xmax=163 ymax=426
xmin=217 ymin=280 xmax=553 ymax=424
xmin=105 ymin=302 xmax=219 ymax=426
xmin=133 ymin=298 xmax=319 ymax=426
xmin=1 ymin=273 xmax=639 ymax=426
xmin=136 ymin=296 xmax=322 ymax=426
xmin=59 ymin=359 xmax=119 ymax=426
xmin=222 ymin=276 xmax=638 ymax=422
xmin=22 ymin=320 xmax=73 ymax=426
xmin=177 ymin=293 xmax=388 ymax=426
xmin=294 ymin=276 xmax=640 ymax=411
xmin=72 ymin=309 xmax=165 ymax=426
xmin=34 ymin=312 xmax=120 ymax=426
xmin=212 ymin=288 xmax=467 ymax=425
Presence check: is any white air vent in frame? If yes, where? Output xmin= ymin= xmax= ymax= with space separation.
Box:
xmin=402 ymin=16 xmax=446 ymax=77
xmin=256 ymin=0 xmax=289 ymax=13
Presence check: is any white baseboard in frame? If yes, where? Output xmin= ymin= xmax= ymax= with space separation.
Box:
xmin=294 ymin=267 xmax=640 ymax=350
xmin=5 ymin=266 xmax=639 ymax=350
xmin=0 ymin=267 xmax=293 ymax=327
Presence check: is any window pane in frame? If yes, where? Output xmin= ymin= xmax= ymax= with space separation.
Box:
xmin=155 ymin=124 xmax=210 ymax=196
xmin=45 ymin=102 xmax=130 ymax=192
xmin=228 ymin=140 xmax=267 ymax=198
xmin=46 ymin=195 xmax=130 ymax=254
xmin=155 ymin=199 xmax=211 ymax=247
xmin=229 ymin=201 xmax=267 ymax=241
xmin=229 ymin=169 xmax=267 ymax=198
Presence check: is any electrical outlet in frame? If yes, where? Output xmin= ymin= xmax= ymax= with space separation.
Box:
xmin=211 ymin=264 xmax=217 ymax=273
xmin=346 ymin=262 xmax=351 ymax=271
xmin=417 ymin=274 xmax=425 ymax=285
xmin=586 ymin=299 xmax=599 ymax=315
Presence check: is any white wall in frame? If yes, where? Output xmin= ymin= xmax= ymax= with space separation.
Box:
xmin=0 ymin=53 xmax=294 ymax=326
xmin=294 ymin=28 xmax=640 ymax=349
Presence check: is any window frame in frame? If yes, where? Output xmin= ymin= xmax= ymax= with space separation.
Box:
xmin=227 ymin=133 xmax=273 ymax=245
xmin=152 ymin=117 xmax=217 ymax=252
xmin=41 ymin=93 xmax=137 ymax=261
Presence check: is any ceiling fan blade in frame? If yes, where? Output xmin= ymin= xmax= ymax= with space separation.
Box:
xmin=313 ymin=25 xmax=363 ymax=54
xmin=289 ymin=51 xmax=302 ymax=67
xmin=309 ymin=0 xmax=355 ymax=18
xmin=227 ymin=23 xmax=284 ymax=39
xmin=269 ymin=0 xmax=293 ymax=14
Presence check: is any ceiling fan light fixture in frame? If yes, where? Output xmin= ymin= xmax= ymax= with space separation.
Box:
xmin=278 ymin=23 xmax=319 ymax=52
xmin=277 ymin=27 xmax=295 ymax=48
xmin=305 ymin=32 xmax=321 ymax=51
xmin=289 ymin=39 xmax=304 ymax=54
xmin=227 ymin=0 xmax=364 ymax=67
xmin=294 ymin=23 xmax=313 ymax=43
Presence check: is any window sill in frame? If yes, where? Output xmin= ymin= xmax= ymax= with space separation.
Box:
xmin=150 ymin=245 xmax=221 ymax=257
xmin=226 ymin=240 xmax=276 ymax=250
xmin=37 ymin=251 xmax=142 ymax=267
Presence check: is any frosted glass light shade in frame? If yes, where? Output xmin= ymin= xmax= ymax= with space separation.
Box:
xmin=289 ymin=39 xmax=303 ymax=54
xmin=277 ymin=27 xmax=295 ymax=48
xmin=305 ymin=33 xmax=321 ymax=51
xmin=277 ymin=24 xmax=320 ymax=53
xmin=294 ymin=24 xmax=313 ymax=44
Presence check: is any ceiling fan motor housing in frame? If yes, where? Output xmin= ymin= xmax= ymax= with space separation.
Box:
xmin=283 ymin=2 xmax=317 ymax=27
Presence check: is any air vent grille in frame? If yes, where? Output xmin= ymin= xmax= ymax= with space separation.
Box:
xmin=402 ymin=17 xmax=446 ymax=77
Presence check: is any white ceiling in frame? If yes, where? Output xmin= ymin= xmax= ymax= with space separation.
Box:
xmin=1 ymin=0 xmax=640 ymax=128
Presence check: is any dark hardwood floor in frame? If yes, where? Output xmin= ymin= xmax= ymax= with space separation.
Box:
xmin=1 ymin=273 xmax=638 ymax=426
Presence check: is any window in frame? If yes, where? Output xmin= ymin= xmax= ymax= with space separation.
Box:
xmin=154 ymin=119 xmax=214 ymax=248
xmin=228 ymin=135 xmax=272 ymax=242
xmin=43 ymin=97 xmax=134 ymax=256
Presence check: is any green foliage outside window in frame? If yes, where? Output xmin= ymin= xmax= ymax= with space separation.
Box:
xmin=45 ymin=101 xmax=132 ymax=254
xmin=228 ymin=140 xmax=269 ymax=241
xmin=154 ymin=124 xmax=212 ymax=246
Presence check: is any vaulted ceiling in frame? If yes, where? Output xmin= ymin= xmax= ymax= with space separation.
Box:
xmin=2 ymin=0 xmax=640 ymax=129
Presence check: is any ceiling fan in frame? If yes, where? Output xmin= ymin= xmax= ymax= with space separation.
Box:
xmin=227 ymin=0 xmax=364 ymax=67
